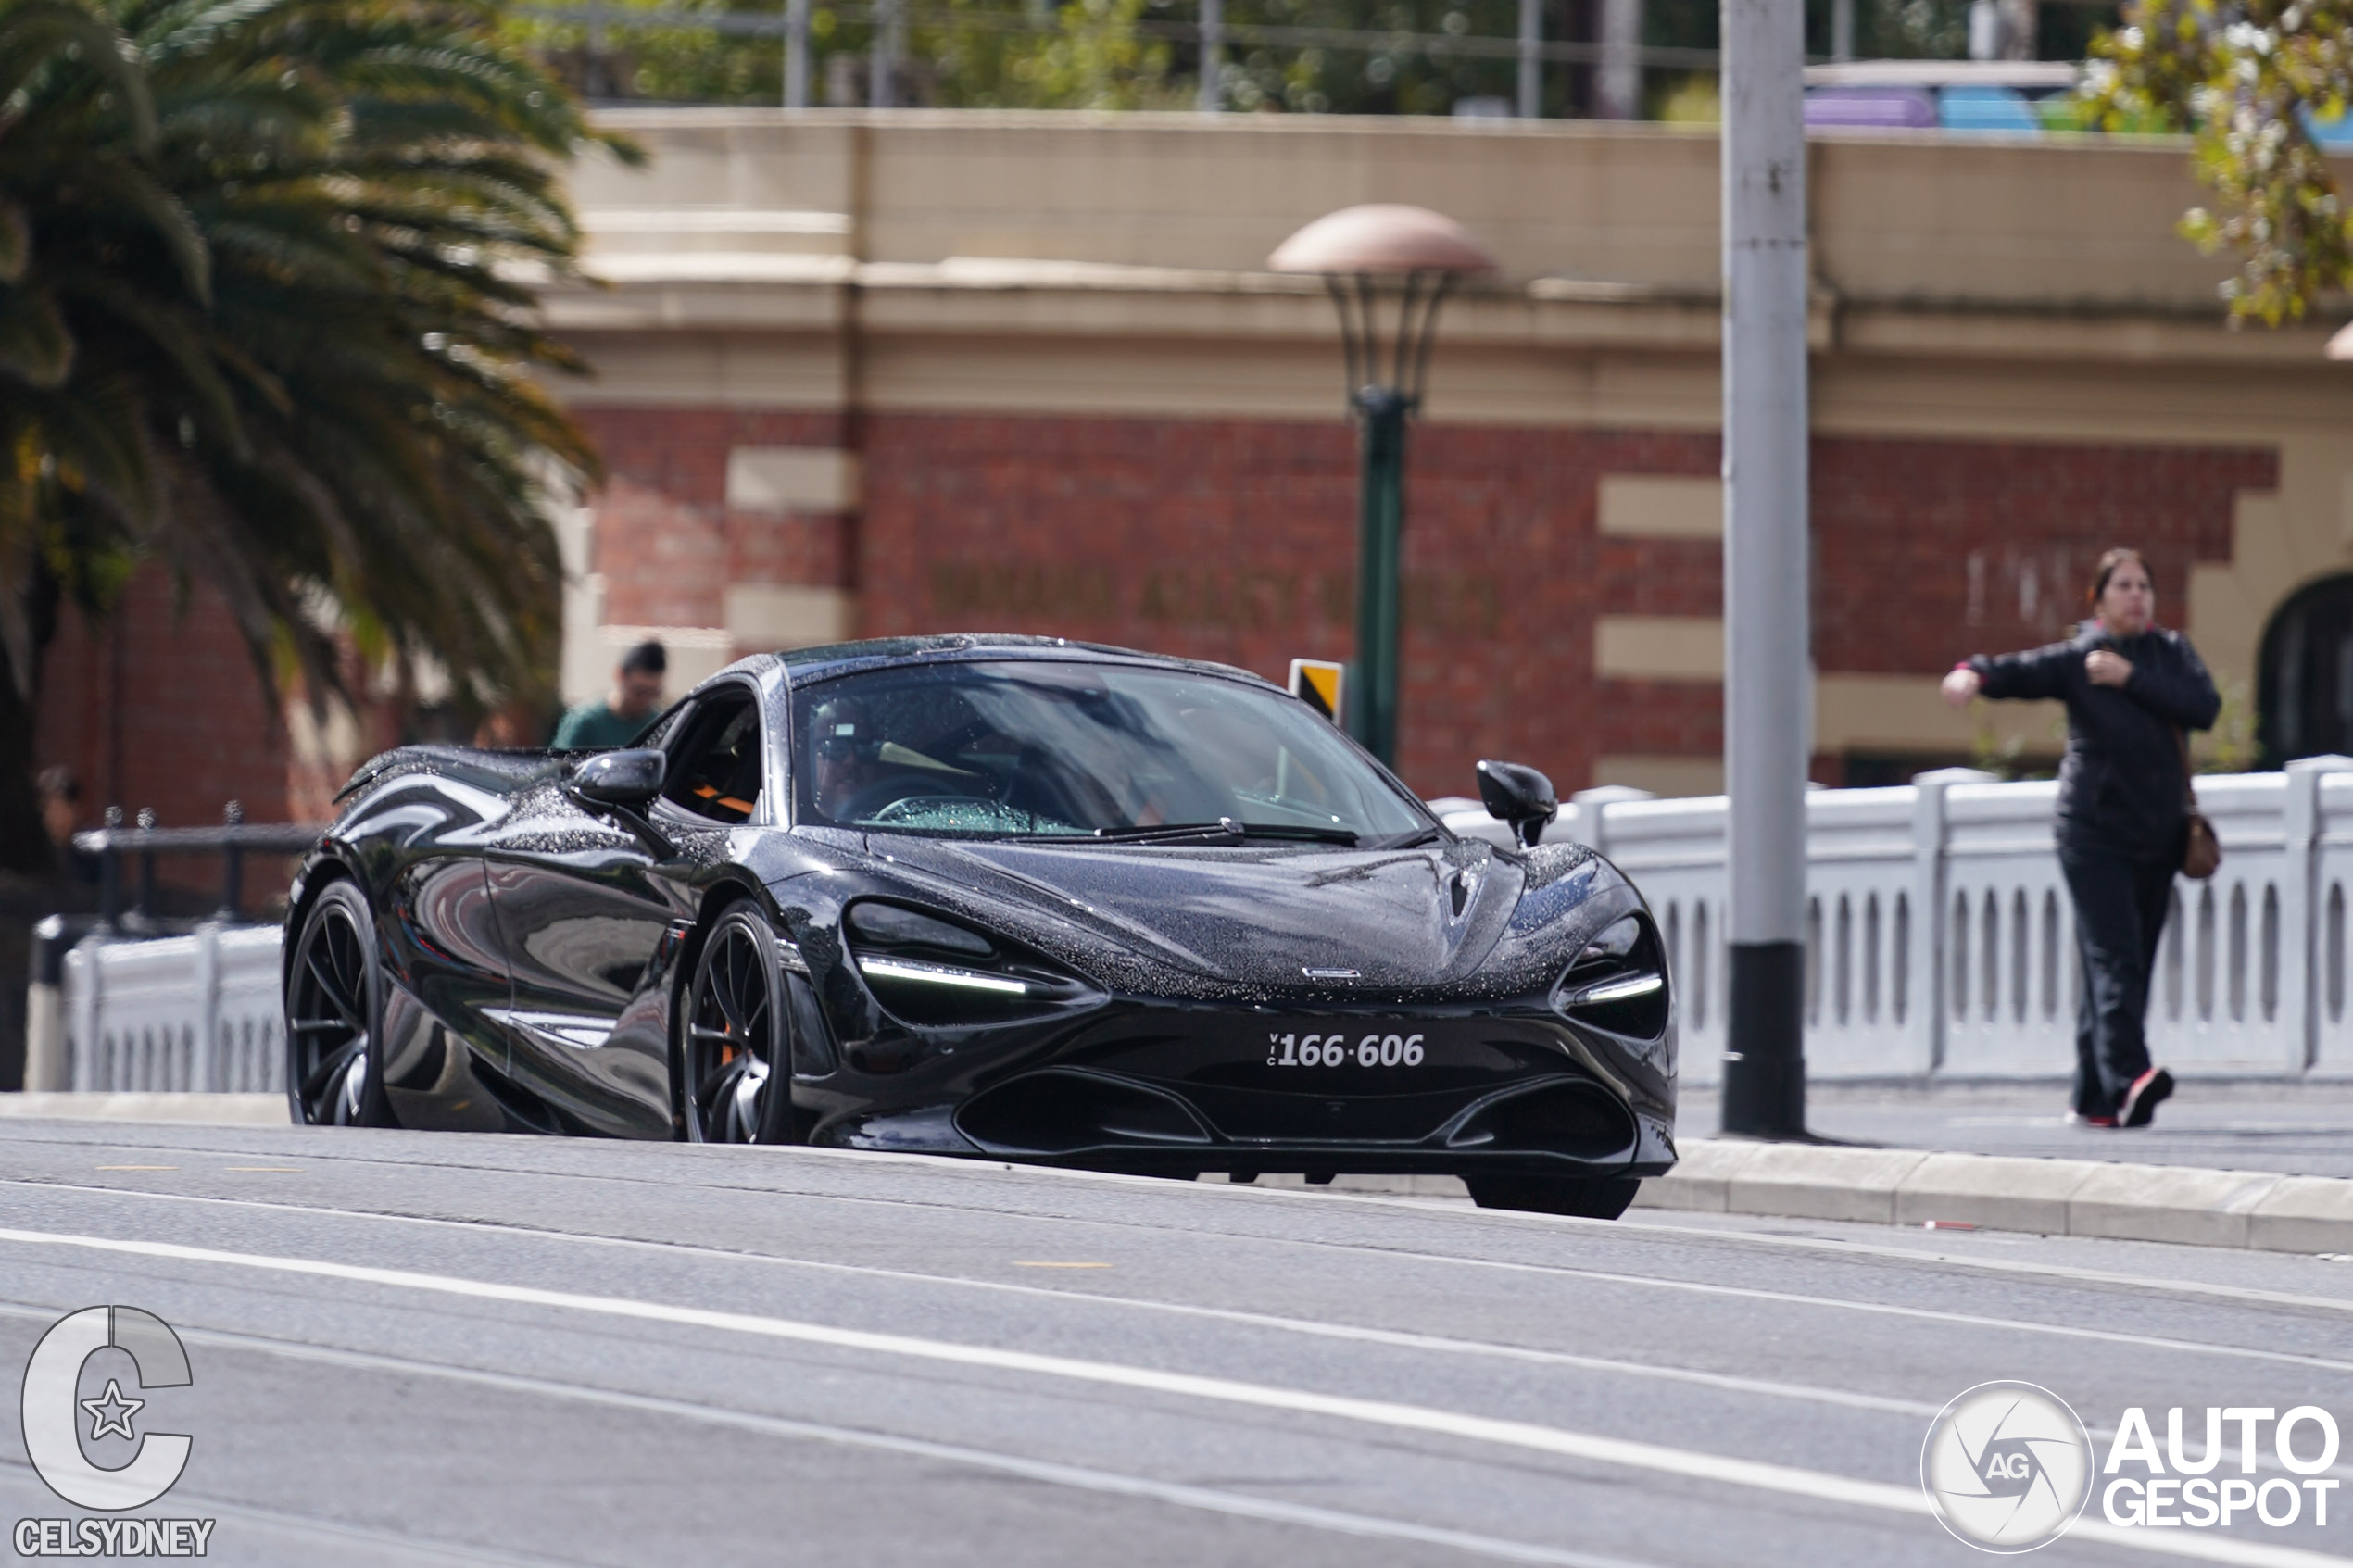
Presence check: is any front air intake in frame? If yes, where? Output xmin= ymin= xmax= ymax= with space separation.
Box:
xmin=956 ymin=1070 xmax=1213 ymax=1155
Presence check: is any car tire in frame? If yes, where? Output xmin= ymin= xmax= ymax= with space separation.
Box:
xmin=283 ymin=880 xmax=396 ymax=1128
xmin=679 ymin=902 xmax=798 ymax=1145
xmin=1464 ymin=1173 xmax=1641 ymax=1220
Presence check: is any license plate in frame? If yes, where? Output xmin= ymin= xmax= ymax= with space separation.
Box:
xmin=1264 ymin=1028 xmax=1428 ymax=1070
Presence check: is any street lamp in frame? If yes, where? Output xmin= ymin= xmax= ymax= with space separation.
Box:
xmin=1270 ymin=205 xmax=1498 ymax=768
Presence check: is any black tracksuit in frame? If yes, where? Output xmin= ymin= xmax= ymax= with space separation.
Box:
xmin=1968 ymin=622 xmax=2220 ymax=1117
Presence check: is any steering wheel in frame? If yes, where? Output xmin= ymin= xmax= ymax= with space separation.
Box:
xmin=835 ymin=772 xmax=985 ymax=823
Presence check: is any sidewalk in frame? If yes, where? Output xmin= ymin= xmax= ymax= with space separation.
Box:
xmin=1645 ymin=1080 xmax=2353 ymax=1253
xmin=1680 ymin=1079 xmax=2353 ymax=1181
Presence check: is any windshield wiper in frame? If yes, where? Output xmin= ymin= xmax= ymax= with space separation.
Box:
xmin=1080 ymin=818 xmax=1359 ymax=846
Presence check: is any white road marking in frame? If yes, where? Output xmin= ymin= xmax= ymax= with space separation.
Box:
xmin=0 ymin=1179 xmax=1938 ymax=1418
xmin=16 ymin=1176 xmax=2353 ymax=1394
xmin=1607 ymin=1215 xmax=2353 ymax=1318
xmin=0 ymin=1308 xmax=1662 ymax=1568
xmin=18 ymin=1143 xmax=2353 ymax=1318
xmin=0 ymin=1224 xmax=2344 ymax=1567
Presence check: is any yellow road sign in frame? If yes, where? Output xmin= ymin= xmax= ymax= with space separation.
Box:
xmin=1288 ymin=659 xmax=1345 ymax=722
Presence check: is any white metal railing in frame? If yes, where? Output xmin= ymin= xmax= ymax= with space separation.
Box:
xmin=1436 ymin=757 xmax=2353 ymax=1085
xmin=60 ymin=923 xmax=285 ymax=1094
xmin=44 ymin=761 xmax=2353 ymax=1094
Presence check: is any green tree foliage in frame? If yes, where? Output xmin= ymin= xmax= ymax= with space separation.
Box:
xmin=515 ymin=0 xmax=1567 ymax=115
xmin=2087 ymin=0 xmax=2353 ymax=322
xmin=0 ymin=0 xmax=628 ymax=866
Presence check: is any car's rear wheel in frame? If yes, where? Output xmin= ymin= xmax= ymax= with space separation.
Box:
xmin=1465 ymin=1173 xmax=1641 ymax=1220
xmin=283 ymin=881 xmax=395 ymax=1127
xmin=681 ymin=904 xmax=796 ymax=1144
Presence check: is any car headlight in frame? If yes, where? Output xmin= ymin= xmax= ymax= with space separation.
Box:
xmin=844 ymin=900 xmax=1097 ymax=1026
xmin=1553 ymin=913 xmax=1668 ymax=1040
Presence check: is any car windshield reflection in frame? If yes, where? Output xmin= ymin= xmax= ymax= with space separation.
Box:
xmin=791 ymin=660 xmax=1433 ymax=843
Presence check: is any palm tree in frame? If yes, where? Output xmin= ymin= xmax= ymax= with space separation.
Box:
xmin=0 ymin=0 xmax=196 ymax=866
xmin=0 ymin=0 xmax=635 ymax=870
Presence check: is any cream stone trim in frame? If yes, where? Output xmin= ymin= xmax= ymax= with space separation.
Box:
xmin=1598 ymin=475 xmax=1723 ymax=538
xmin=2181 ymin=440 xmax=2353 ymax=732
xmin=726 ymin=448 xmax=860 ymax=514
xmin=1595 ymin=616 xmax=1724 ymax=681
xmin=1591 ymin=754 xmax=1725 ymax=798
xmin=1813 ymin=672 xmax=2066 ymax=757
xmin=723 ymin=584 xmax=855 ymax=651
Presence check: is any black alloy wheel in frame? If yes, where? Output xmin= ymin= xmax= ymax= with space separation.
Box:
xmin=681 ymin=904 xmax=796 ymax=1144
xmin=1465 ymin=1173 xmax=1642 ymax=1220
xmin=283 ymin=881 xmax=394 ymax=1127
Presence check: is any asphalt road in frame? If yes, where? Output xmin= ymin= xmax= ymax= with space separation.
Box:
xmin=2 ymin=1121 xmax=2352 ymax=1567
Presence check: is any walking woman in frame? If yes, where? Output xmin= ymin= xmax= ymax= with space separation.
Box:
xmin=1941 ymin=548 xmax=2219 ymax=1128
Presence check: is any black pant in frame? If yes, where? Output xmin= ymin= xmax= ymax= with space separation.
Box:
xmin=2058 ymin=847 xmax=2177 ymax=1117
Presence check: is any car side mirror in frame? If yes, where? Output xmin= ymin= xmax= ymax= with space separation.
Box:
xmin=1475 ymin=759 xmax=1557 ymax=849
xmin=569 ymin=747 xmax=666 ymax=808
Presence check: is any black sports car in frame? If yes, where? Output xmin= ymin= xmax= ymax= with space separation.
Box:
xmin=283 ymin=635 xmax=1676 ymax=1217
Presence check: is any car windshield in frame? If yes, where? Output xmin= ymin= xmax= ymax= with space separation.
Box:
xmin=790 ymin=659 xmax=1433 ymax=843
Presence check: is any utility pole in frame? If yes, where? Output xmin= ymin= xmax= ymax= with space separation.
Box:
xmin=1199 ymin=0 xmax=1223 ymax=111
xmin=1718 ymin=0 xmax=1811 ymax=1137
xmin=1516 ymin=0 xmax=1541 ymax=118
xmin=786 ymin=0 xmax=811 ymax=107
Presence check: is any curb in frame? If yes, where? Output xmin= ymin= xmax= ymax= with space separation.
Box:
xmin=1634 ymin=1137 xmax=2353 ymax=1255
xmin=0 ymin=1092 xmax=288 ymax=1126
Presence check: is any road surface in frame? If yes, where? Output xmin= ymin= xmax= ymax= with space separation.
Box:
xmin=1 ymin=1119 xmax=2349 ymax=1566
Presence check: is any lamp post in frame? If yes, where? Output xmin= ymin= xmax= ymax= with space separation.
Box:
xmin=1270 ymin=206 xmax=1498 ymax=768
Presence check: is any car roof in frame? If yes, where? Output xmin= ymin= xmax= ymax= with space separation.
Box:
xmin=752 ymin=633 xmax=1278 ymax=693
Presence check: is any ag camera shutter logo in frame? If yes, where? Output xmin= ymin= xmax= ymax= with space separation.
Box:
xmin=1920 ymin=1380 xmax=2095 ymax=1552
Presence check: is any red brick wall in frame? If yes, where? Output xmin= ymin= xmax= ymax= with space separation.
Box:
xmin=856 ymin=412 xmax=2275 ymax=799
xmin=34 ymin=569 xmax=291 ymax=837
xmin=576 ymin=408 xmax=854 ymax=628
xmin=32 ymin=408 xmax=2273 ymax=841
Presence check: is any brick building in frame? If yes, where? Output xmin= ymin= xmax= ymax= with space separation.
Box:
xmin=33 ymin=109 xmax=2353 ymax=832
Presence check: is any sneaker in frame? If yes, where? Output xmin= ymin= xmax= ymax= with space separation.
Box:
xmin=2066 ymin=1111 xmax=2118 ymax=1129
xmin=2120 ymin=1067 xmax=2174 ymax=1128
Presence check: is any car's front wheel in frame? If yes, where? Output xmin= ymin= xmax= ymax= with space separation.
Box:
xmin=680 ymin=903 xmax=797 ymax=1144
xmin=1465 ymin=1173 xmax=1640 ymax=1220
xmin=283 ymin=880 xmax=395 ymax=1127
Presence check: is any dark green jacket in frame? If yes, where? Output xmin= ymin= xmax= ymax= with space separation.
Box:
xmin=552 ymin=701 xmax=647 ymax=750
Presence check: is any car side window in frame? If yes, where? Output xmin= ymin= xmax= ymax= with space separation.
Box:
xmin=661 ymin=690 xmax=764 ymax=824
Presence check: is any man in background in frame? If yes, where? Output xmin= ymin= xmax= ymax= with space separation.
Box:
xmin=554 ymin=639 xmax=667 ymax=749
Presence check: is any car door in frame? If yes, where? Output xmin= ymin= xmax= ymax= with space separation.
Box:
xmin=480 ymin=680 xmax=774 ymax=1136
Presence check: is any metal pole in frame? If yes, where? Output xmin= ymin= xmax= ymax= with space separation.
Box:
xmin=98 ymin=805 xmax=121 ymax=932
xmin=135 ymin=806 xmax=156 ymax=922
xmin=1516 ymin=0 xmax=1541 ymax=118
xmin=1718 ymin=0 xmax=1810 ymax=1138
xmin=870 ymin=0 xmax=900 ymax=107
xmin=1831 ymin=0 xmax=1855 ymax=59
xmin=786 ymin=0 xmax=811 ymax=107
xmin=1596 ymin=0 xmax=1642 ymax=118
xmin=1198 ymin=0 xmax=1223 ymax=112
xmin=1351 ymin=388 xmax=1409 ymax=769
xmin=220 ymin=800 xmax=244 ymax=921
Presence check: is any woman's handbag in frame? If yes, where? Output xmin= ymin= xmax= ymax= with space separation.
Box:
xmin=2176 ymin=729 xmax=2221 ymax=880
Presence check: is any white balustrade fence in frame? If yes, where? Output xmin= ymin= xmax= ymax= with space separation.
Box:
xmin=47 ymin=764 xmax=2353 ymax=1094
xmin=63 ymin=923 xmax=285 ymax=1094
xmin=1438 ymin=757 xmax=2353 ymax=1085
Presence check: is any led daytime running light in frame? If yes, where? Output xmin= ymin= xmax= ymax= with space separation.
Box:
xmin=1566 ymin=972 xmax=1665 ymax=1007
xmin=857 ymin=955 xmax=1031 ymax=996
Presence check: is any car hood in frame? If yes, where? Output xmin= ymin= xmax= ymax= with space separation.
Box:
xmin=864 ymin=834 xmax=1528 ymax=995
